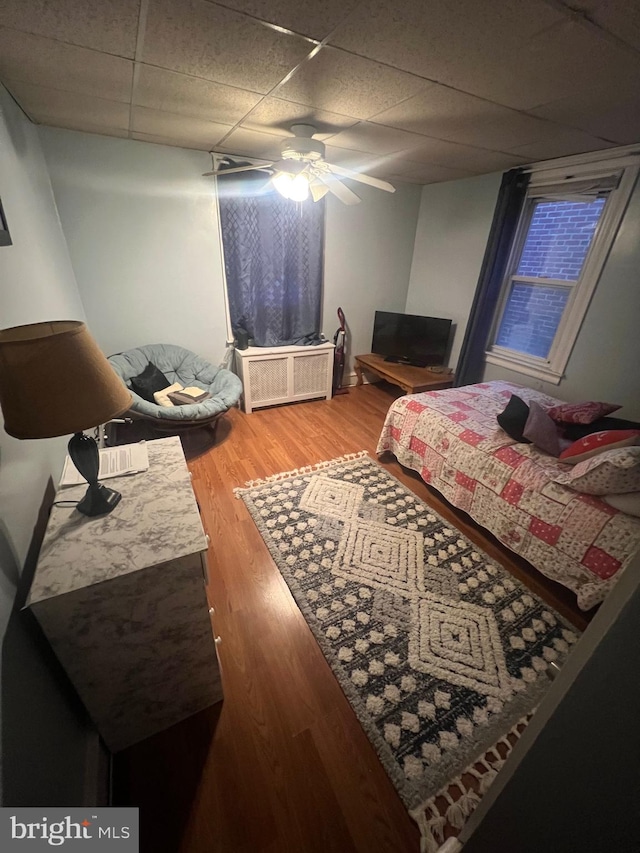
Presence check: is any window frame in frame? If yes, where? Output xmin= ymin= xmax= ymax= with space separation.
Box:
xmin=485 ymin=158 xmax=639 ymax=384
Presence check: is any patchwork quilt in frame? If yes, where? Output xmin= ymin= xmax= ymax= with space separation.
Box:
xmin=377 ymin=381 xmax=640 ymax=610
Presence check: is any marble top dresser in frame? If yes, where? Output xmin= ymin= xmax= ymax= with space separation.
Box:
xmin=28 ymin=436 xmax=222 ymax=752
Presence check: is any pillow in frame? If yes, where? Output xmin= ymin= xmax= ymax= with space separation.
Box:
xmin=153 ymin=382 xmax=183 ymax=407
xmin=554 ymin=446 xmax=640 ymax=495
xmin=497 ymin=395 xmax=531 ymax=443
xmin=130 ymin=362 xmax=171 ymax=403
xmin=603 ymin=492 xmax=640 ymax=518
xmin=547 ymin=400 xmax=621 ymax=425
xmin=558 ymin=430 xmax=640 ymax=465
xmin=561 ymin=416 xmax=640 ymax=441
xmin=522 ymin=401 xmax=561 ymax=456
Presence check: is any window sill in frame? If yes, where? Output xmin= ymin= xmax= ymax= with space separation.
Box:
xmin=484 ymin=351 xmax=564 ymax=385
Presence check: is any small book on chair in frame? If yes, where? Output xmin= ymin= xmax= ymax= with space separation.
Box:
xmin=168 ymin=388 xmax=211 ymax=405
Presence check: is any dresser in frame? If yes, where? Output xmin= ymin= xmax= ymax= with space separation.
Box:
xmin=27 ymin=436 xmax=222 ymax=753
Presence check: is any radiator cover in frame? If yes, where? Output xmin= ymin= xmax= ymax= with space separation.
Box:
xmin=235 ymin=342 xmax=335 ymax=413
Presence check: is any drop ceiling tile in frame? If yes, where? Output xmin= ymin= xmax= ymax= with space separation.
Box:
xmin=321 ymin=146 xmax=476 ymax=184
xmin=562 ymin=0 xmax=640 ymax=52
xmin=216 ymin=127 xmax=285 ymax=160
xmin=327 ymin=122 xmax=430 ymax=155
xmin=207 ymin=0 xmax=360 ymax=40
xmin=330 ymin=0 xmax=640 ymax=110
xmin=369 ymin=83 xmax=611 ymax=154
xmin=143 ymin=0 xmax=312 ymax=94
xmin=330 ymin=0 xmax=564 ymax=106
xmin=388 ymin=161 xmax=477 ymax=184
xmin=134 ymin=65 xmax=262 ymax=124
xmin=322 ymin=145 xmax=405 ymax=174
xmin=5 ymin=80 xmax=130 ymax=131
xmin=507 ymin=136 xmax=614 ymax=163
xmin=131 ymin=106 xmax=232 ymax=148
xmin=530 ymin=86 xmax=640 ymax=145
xmin=276 ymin=46 xmax=427 ymax=120
xmin=0 ymin=0 xmax=139 ymax=58
xmin=241 ymin=97 xmax=358 ymax=138
xmin=0 ymin=28 xmax=133 ymax=103
xmin=132 ymin=131 xmax=215 ymax=151
xmin=407 ymin=138 xmax=527 ymax=173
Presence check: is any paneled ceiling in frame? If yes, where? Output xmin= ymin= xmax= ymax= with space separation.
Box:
xmin=1 ymin=0 xmax=640 ymax=184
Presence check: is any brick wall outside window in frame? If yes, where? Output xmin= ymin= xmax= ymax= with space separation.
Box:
xmin=516 ymin=197 xmax=606 ymax=282
xmin=496 ymin=283 xmax=571 ymax=358
xmin=496 ymin=195 xmax=606 ymax=357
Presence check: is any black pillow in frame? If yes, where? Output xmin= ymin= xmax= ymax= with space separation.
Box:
xmin=130 ymin=362 xmax=170 ymax=403
xmin=497 ymin=394 xmax=532 ymax=443
xmin=561 ymin=416 xmax=640 ymax=441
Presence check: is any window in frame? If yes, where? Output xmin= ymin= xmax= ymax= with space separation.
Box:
xmin=486 ymin=159 xmax=639 ymax=383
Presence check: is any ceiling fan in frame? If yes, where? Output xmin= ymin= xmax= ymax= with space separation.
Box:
xmin=202 ymin=124 xmax=396 ymax=205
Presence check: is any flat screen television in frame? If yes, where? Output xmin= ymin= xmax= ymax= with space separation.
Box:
xmin=372 ymin=311 xmax=451 ymax=368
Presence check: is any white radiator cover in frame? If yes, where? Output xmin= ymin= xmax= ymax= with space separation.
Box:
xmin=235 ymin=342 xmax=335 ymax=413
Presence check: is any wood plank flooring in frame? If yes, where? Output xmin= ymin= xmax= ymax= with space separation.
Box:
xmin=114 ymin=383 xmax=590 ymax=853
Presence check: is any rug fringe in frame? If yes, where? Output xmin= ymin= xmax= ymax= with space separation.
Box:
xmin=409 ymin=713 xmax=531 ymax=853
xmin=233 ymin=450 xmax=369 ymax=494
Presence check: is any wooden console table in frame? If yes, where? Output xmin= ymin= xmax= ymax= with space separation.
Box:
xmin=354 ymin=353 xmax=455 ymax=395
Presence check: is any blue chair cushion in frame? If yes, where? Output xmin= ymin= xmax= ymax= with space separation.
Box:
xmin=108 ymin=344 xmax=242 ymax=421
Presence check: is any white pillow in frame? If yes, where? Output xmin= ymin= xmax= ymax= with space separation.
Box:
xmin=153 ymin=382 xmax=183 ymax=407
xmin=603 ymin=492 xmax=640 ymax=517
xmin=553 ymin=446 xmax=640 ymax=495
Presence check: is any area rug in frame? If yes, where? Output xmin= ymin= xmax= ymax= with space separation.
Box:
xmin=236 ymin=452 xmax=579 ymax=851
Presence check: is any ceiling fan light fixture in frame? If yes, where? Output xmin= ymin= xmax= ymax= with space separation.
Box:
xmin=272 ymin=171 xmax=310 ymax=201
xmin=203 ymin=125 xmax=395 ymax=205
xmin=288 ymin=174 xmax=310 ymax=201
xmin=272 ymin=171 xmax=293 ymax=198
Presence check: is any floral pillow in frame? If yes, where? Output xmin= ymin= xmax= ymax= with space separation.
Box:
xmin=558 ymin=430 xmax=640 ymax=465
xmin=547 ymin=400 xmax=621 ymax=425
xmin=554 ymin=446 xmax=640 ymax=495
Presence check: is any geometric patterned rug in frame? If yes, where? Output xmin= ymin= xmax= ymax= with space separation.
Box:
xmin=236 ymin=452 xmax=580 ymax=850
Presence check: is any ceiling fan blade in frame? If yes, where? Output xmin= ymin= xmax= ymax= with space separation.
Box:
xmin=318 ymin=175 xmax=361 ymax=205
xmin=325 ymin=163 xmax=396 ymax=193
xmin=202 ymin=163 xmax=274 ymax=177
xmin=309 ymin=180 xmax=330 ymax=202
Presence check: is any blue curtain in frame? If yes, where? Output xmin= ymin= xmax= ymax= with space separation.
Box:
xmin=455 ymin=168 xmax=529 ymax=387
xmin=218 ymin=170 xmax=324 ymax=347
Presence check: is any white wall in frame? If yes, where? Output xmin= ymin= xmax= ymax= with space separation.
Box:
xmin=405 ymin=172 xmax=501 ymax=370
xmin=41 ymin=127 xmax=422 ymax=379
xmin=0 ymin=85 xmax=90 ymax=806
xmin=39 ymin=128 xmax=230 ymax=365
xmin=323 ymin=182 xmax=422 ymax=375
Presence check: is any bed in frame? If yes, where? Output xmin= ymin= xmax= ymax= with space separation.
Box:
xmin=377 ymin=380 xmax=640 ymax=610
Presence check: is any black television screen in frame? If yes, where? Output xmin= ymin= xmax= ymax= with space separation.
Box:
xmin=372 ymin=311 xmax=451 ymax=367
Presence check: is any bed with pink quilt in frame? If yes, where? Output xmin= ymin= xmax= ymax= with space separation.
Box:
xmin=377 ymin=380 xmax=640 ymax=610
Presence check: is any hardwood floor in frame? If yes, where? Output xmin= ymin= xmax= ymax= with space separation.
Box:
xmin=114 ymin=383 xmax=590 ymax=853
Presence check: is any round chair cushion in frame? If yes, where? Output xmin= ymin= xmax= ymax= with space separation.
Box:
xmin=108 ymin=344 xmax=242 ymax=421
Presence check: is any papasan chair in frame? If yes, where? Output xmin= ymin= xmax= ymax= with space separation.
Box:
xmin=108 ymin=343 xmax=243 ymax=433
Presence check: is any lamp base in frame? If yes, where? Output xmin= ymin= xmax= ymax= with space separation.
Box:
xmin=76 ymin=482 xmax=122 ymax=517
xmin=68 ymin=431 xmax=122 ymax=517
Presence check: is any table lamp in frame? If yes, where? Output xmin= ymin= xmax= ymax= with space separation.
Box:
xmin=0 ymin=320 xmax=132 ymax=517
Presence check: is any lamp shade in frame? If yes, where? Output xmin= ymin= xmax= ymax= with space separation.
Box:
xmin=0 ymin=321 xmax=132 ymax=439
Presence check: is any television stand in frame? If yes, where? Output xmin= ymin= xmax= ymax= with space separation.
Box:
xmin=384 ymin=356 xmax=427 ymax=367
xmin=354 ymin=353 xmax=455 ymax=396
